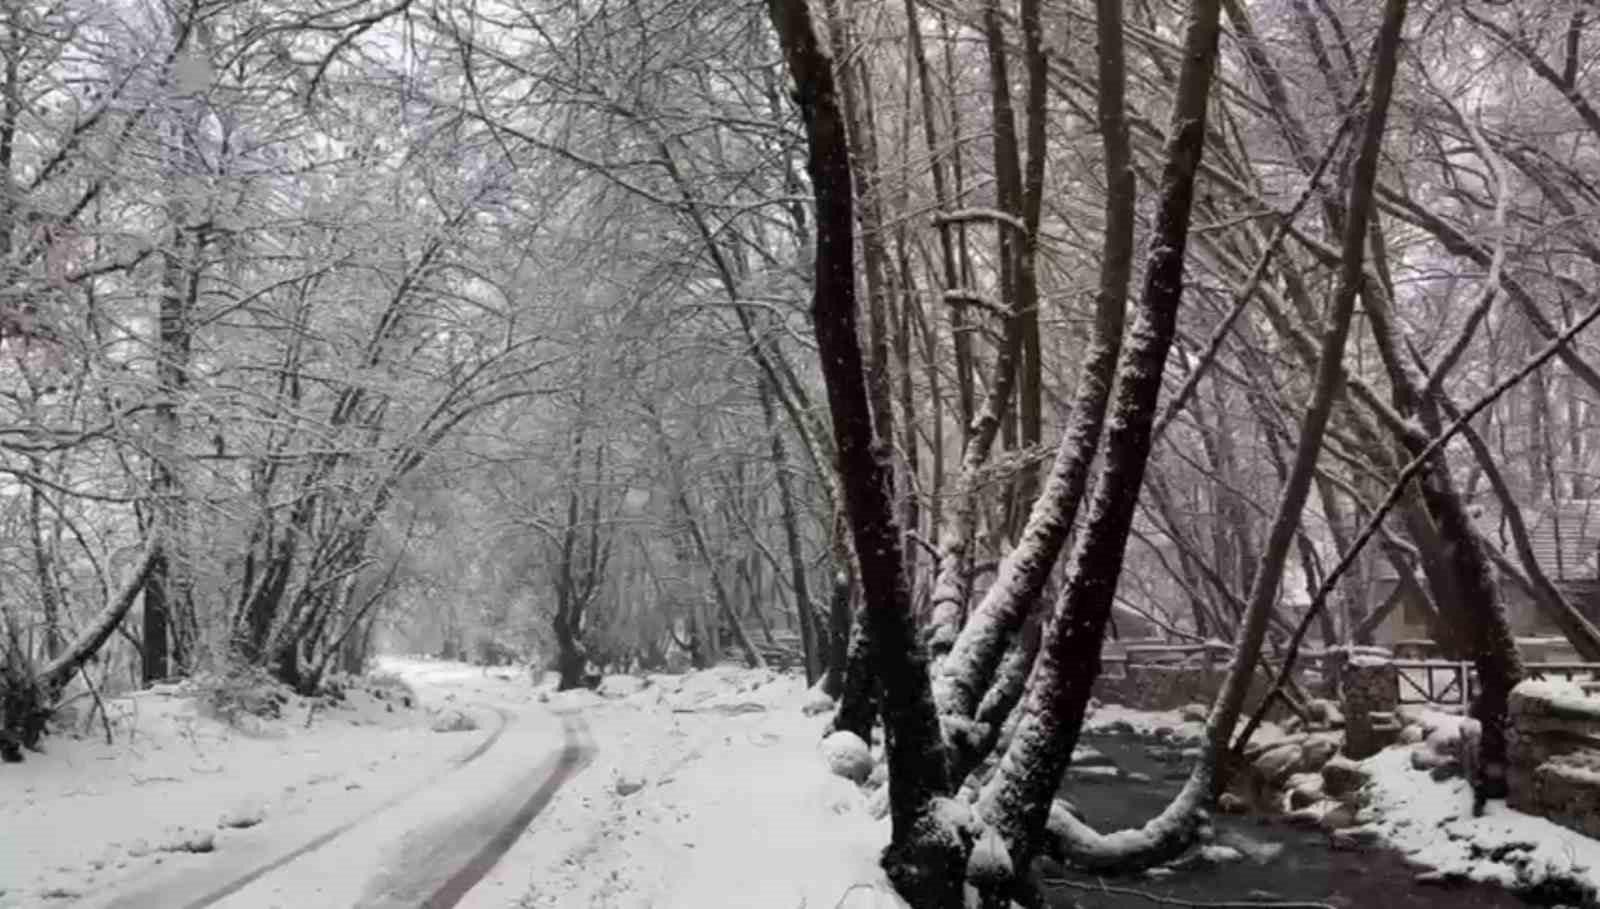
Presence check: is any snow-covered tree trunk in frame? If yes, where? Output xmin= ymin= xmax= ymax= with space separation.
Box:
xmin=765 ymin=0 xmax=960 ymax=902
xmin=935 ymin=0 xmax=1134 ymax=729
xmin=974 ymin=0 xmax=1222 ymax=884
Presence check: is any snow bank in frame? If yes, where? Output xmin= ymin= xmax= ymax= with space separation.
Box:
xmin=0 ymin=664 xmax=484 ymax=907
xmin=1362 ymin=741 xmax=1600 ymax=900
xmin=457 ymin=665 xmax=906 ymax=909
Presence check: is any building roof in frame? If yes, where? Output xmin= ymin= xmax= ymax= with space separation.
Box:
xmin=1379 ymin=500 xmax=1600 ymax=581
xmin=1472 ymin=500 xmax=1600 ymax=580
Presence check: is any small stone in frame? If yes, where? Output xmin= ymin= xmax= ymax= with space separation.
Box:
xmin=1180 ymin=703 xmax=1209 ymax=723
xmin=1074 ymin=745 xmax=1115 ymax=767
xmin=217 ymin=804 xmax=266 ymax=830
xmin=1200 ymin=844 xmax=1243 ymax=864
xmin=1429 ymin=763 xmax=1461 ymax=782
xmin=1067 ymin=765 xmax=1120 ymax=783
xmin=1218 ymin=792 xmax=1248 ymax=814
xmin=614 ymin=773 xmax=646 ymax=796
xmin=1330 ymin=826 xmax=1383 ymax=851
xmin=158 ymin=829 xmax=215 ymax=854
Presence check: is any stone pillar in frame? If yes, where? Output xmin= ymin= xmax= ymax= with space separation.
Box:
xmin=1342 ymin=658 xmax=1399 ymax=759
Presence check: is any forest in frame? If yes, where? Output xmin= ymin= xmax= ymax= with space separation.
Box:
xmin=3 ymin=0 xmax=1600 ymax=905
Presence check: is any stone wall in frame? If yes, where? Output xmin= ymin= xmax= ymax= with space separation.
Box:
xmin=1508 ymin=680 xmax=1600 ymax=839
xmin=1092 ymin=662 xmax=1270 ymax=713
xmin=1341 ymin=658 xmax=1399 ymax=759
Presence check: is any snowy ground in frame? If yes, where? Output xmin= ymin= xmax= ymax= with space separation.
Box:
xmin=14 ymin=656 xmax=1600 ymax=909
xmin=1361 ymin=709 xmax=1600 ymax=901
xmin=456 ymin=665 xmax=903 ymax=909
xmin=1 ymin=660 xmax=903 ymax=909
xmin=0 ymin=667 xmax=495 ymax=907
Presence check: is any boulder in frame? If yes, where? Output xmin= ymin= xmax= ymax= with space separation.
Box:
xmin=801 ymin=686 xmax=835 ymax=716
xmin=430 ymin=708 xmax=478 ymax=733
xmin=1288 ymin=785 xmax=1321 ymax=810
xmin=821 ymin=731 xmax=875 ymax=784
xmin=1252 ymin=743 xmax=1304 ymax=783
xmin=1298 ymin=735 xmax=1339 ymax=772
xmin=1321 ymin=756 xmax=1371 ymax=799
xmin=1321 ymin=804 xmax=1358 ymax=831
xmin=1428 ymin=763 xmax=1462 ymax=782
xmin=614 ymin=772 xmax=646 ymax=797
xmin=1306 ymin=698 xmax=1345 ymax=729
xmin=1410 ymin=746 xmax=1458 ymax=775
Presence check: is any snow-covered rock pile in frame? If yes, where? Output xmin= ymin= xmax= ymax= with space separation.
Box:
xmin=1351 ymin=688 xmax=1600 ymax=904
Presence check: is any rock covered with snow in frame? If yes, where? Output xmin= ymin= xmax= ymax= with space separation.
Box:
xmin=1252 ymin=742 xmax=1303 ymax=783
xmin=801 ymin=684 xmax=836 ymax=716
xmin=1321 ymin=755 xmax=1371 ymax=798
xmin=429 ymin=707 xmax=478 ymax=733
xmin=1297 ymin=734 xmax=1340 ymax=772
xmin=597 ymin=674 xmax=650 ymax=699
xmin=1198 ymin=844 xmax=1243 ymax=863
xmin=821 ymin=731 xmax=875 ymax=784
xmin=217 ymin=802 xmax=266 ymax=830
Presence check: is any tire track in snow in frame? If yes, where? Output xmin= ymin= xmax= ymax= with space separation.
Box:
xmin=416 ymin=712 xmax=595 ymax=908
xmin=165 ymin=702 xmax=513 ymax=909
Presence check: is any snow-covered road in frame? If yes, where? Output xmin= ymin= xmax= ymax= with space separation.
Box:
xmin=2 ymin=660 xmax=594 ymax=909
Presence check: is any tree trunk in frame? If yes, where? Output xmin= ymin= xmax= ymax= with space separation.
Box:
xmin=763 ymin=379 xmax=822 ymax=684
xmin=935 ymin=0 xmax=1134 ymax=728
xmin=766 ymin=0 xmax=959 ymax=900
xmin=975 ymin=0 xmax=1222 ymax=882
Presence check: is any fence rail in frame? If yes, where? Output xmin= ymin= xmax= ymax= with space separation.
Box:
xmin=1391 ymin=660 xmax=1600 ymax=707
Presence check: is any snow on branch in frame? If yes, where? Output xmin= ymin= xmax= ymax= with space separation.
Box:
xmin=933 ymin=208 xmax=1028 ymax=233
xmin=942 ymin=289 xmax=1010 ymax=319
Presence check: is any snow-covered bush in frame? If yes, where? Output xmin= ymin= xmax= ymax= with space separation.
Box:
xmin=192 ymin=663 xmax=293 ymax=727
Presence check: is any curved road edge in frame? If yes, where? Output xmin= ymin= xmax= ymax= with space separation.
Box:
xmin=420 ymin=711 xmax=596 ymax=908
